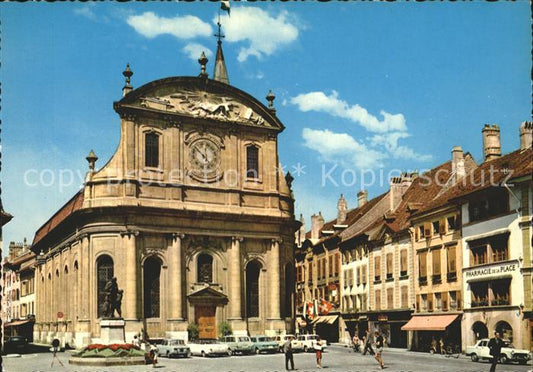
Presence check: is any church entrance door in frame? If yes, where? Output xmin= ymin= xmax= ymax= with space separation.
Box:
xmin=196 ymin=306 xmax=216 ymax=339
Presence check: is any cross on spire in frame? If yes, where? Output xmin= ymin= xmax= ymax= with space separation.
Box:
xmin=215 ymin=21 xmax=225 ymax=44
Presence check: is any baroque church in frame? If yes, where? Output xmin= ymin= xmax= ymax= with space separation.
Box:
xmin=31 ymin=30 xmax=298 ymax=347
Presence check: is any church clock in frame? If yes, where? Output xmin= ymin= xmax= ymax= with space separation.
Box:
xmin=189 ymin=139 xmax=221 ymax=179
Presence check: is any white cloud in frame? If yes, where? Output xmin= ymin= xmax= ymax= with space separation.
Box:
xmin=302 ymin=128 xmax=386 ymax=169
xmin=182 ymin=43 xmax=213 ymax=61
xmin=127 ymin=12 xmax=212 ymax=40
xmin=370 ymin=132 xmax=433 ymax=162
xmin=74 ymin=6 xmax=97 ymax=21
xmin=291 ymin=91 xmax=407 ymax=133
xmin=217 ymin=8 xmax=300 ymax=62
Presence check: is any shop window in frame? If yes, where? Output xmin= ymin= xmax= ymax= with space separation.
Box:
xmin=446 ymin=246 xmax=457 ymax=281
xmin=374 ymin=256 xmax=381 ymax=282
xmin=418 ymin=251 xmax=427 ymax=285
xmin=400 ymin=250 xmax=408 ymax=278
xmin=432 ymin=249 xmax=441 ymax=283
xmin=471 ymin=282 xmax=489 ymax=307
xmin=145 ymin=132 xmax=159 ymax=168
xmin=468 ymin=188 xmax=509 ymax=222
xmin=386 ymin=253 xmax=393 ymax=281
xmin=491 ymin=279 xmax=510 ymax=306
xmin=246 ymin=145 xmax=259 ymax=179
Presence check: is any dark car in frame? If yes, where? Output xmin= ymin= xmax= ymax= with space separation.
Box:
xmin=3 ymin=336 xmax=29 ymax=354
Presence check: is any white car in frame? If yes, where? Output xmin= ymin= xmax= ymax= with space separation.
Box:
xmin=158 ymin=339 xmax=191 ymax=358
xmin=465 ymin=339 xmax=530 ymax=365
xmin=187 ymin=339 xmax=230 ymax=357
xmin=274 ymin=334 xmax=304 ymax=353
xmin=294 ymin=334 xmax=327 ymax=353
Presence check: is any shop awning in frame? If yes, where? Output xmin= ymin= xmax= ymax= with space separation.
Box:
xmin=311 ymin=315 xmax=339 ymax=325
xmin=401 ymin=314 xmax=459 ymax=331
xmin=4 ymin=319 xmax=32 ymax=327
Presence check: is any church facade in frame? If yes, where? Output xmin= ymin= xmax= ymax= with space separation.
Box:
xmin=32 ymin=42 xmax=298 ymax=347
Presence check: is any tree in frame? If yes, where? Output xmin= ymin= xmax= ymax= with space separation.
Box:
xmin=218 ymin=321 xmax=233 ymax=337
xmin=187 ymin=323 xmax=199 ymax=341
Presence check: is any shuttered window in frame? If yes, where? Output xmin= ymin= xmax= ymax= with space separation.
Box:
xmin=374 ymin=256 xmax=381 ymax=281
xmin=400 ymin=250 xmax=408 ymax=275
xmin=419 ymin=251 xmax=427 ymax=278
xmin=386 ymin=253 xmax=393 ymax=279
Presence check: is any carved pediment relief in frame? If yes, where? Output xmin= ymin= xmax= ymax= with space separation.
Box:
xmin=185 ymin=236 xmax=226 ymax=254
xmin=140 ymin=89 xmax=269 ymax=127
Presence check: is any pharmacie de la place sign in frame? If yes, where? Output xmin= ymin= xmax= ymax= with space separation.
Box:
xmin=465 ymin=260 xmax=519 ymax=281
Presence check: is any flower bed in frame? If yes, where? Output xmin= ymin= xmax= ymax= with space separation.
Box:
xmin=74 ymin=343 xmax=145 ymax=358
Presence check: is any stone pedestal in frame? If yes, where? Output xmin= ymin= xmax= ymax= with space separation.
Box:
xmin=100 ymin=318 xmax=125 ymax=344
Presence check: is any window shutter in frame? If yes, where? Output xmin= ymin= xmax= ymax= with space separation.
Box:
xmin=400 ymin=250 xmax=408 ymax=273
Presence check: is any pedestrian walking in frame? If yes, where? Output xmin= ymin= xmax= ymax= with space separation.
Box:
xmin=362 ymin=329 xmax=375 ymax=356
xmin=374 ymin=331 xmax=385 ymax=369
xmin=149 ymin=343 xmax=158 ymax=368
xmin=488 ymin=331 xmax=504 ymax=372
xmin=352 ymin=334 xmax=360 ymax=353
xmin=314 ymin=336 xmax=324 ymax=368
xmin=439 ymin=338 xmax=445 ymax=355
xmin=283 ymin=336 xmax=295 ymax=370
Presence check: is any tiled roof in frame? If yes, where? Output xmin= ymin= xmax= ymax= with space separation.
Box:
xmin=32 ymin=191 xmax=84 ymax=246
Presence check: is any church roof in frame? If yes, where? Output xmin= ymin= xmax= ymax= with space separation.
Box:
xmin=115 ymin=76 xmax=283 ymax=131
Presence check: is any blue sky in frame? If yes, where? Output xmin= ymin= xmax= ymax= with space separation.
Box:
xmin=1 ymin=2 xmax=531 ymax=250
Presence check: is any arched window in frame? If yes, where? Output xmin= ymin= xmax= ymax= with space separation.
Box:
xmin=472 ymin=321 xmax=488 ymax=341
xmin=97 ymin=255 xmax=114 ymax=317
xmin=145 ymin=132 xmax=159 ymax=168
xmin=74 ymin=261 xmax=79 ymax=270
xmin=197 ymin=254 xmax=213 ymax=283
xmin=246 ymin=260 xmax=261 ymax=318
xmin=495 ymin=321 xmax=513 ymax=342
xmin=246 ymin=145 xmax=259 ymax=178
xmin=284 ymin=263 xmax=293 ymax=318
xmin=143 ymin=257 xmax=161 ymax=318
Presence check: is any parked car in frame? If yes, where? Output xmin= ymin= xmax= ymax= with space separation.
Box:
xmin=188 ymin=339 xmax=229 ymax=357
xmin=250 ymin=336 xmax=279 ymax=354
xmin=465 ymin=338 xmax=531 ymax=365
xmin=294 ymin=334 xmax=326 ymax=353
xmin=274 ymin=334 xmax=302 ymax=353
xmin=158 ymin=339 xmax=191 ymax=358
xmin=221 ymin=335 xmax=254 ymax=355
xmin=3 ymin=336 xmax=29 ymax=354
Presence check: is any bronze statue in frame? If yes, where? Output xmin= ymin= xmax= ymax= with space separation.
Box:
xmin=103 ymin=277 xmax=122 ymax=318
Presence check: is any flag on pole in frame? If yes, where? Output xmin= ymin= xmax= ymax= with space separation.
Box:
xmin=221 ymin=0 xmax=230 ymax=16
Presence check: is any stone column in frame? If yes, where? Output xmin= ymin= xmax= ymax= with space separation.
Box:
xmin=123 ymin=231 xmax=138 ymax=320
xmin=170 ymin=233 xmax=184 ymax=320
xmin=269 ymin=239 xmax=281 ymax=319
xmin=228 ymin=236 xmax=243 ymax=319
xmin=79 ymin=234 xmax=90 ymax=320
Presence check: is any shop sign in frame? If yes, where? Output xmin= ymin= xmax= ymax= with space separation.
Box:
xmin=465 ymin=261 xmax=518 ymax=280
xmin=377 ymin=314 xmax=388 ymax=322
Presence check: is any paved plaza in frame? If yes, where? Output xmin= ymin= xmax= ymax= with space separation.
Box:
xmin=2 ymin=345 xmax=531 ymax=372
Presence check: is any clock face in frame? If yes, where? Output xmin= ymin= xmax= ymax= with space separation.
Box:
xmin=189 ymin=139 xmax=220 ymax=173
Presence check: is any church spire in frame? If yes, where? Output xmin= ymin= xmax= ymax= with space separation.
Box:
xmin=213 ymin=21 xmax=229 ymax=85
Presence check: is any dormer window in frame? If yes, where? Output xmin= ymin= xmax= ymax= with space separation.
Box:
xmin=246 ymin=145 xmax=259 ymax=178
xmin=145 ymin=132 xmax=159 ymax=168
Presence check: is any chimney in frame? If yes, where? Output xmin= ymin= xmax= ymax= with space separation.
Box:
xmin=357 ymin=190 xmax=368 ymax=208
xmin=337 ymin=194 xmax=348 ymax=223
xmin=451 ymin=146 xmax=465 ymax=182
xmin=296 ymin=214 xmax=306 ymax=247
xmin=482 ymin=124 xmax=501 ymax=161
xmin=311 ymin=212 xmax=325 ymax=240
xmin=389 ymin=173 xmax=414 ymax=211
xmin=520 ymin=121 xmax=533 ymax=150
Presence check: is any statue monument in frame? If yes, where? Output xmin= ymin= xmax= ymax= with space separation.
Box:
xmin=99 ymin=277 xmax=125 ymax=344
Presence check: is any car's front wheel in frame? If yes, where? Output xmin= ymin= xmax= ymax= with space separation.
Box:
xmin=471 ymin=353 xmax=479 ymax=362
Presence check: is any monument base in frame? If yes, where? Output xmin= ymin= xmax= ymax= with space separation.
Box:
xmin=100 ymin=318 xmax=125 ymax=344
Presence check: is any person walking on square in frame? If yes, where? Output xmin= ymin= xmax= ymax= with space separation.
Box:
xmin=284 ymin=336 xmax=295 ymax=370
xmin=314 ymin=336 xmax=324 ymax=368
xmin=488 ymin=331 xmax=504 ymax=372
xmin=374 ymin=331 xmax=385 ymax=369
xmin=362 ymin=329 xmax=374 ymax=356
xmin=352 ymin=334 xmax=360 ymax=353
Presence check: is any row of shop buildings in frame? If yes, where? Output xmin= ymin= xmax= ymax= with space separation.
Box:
xmin=295 ymin=122 xmax=532 ymax=352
